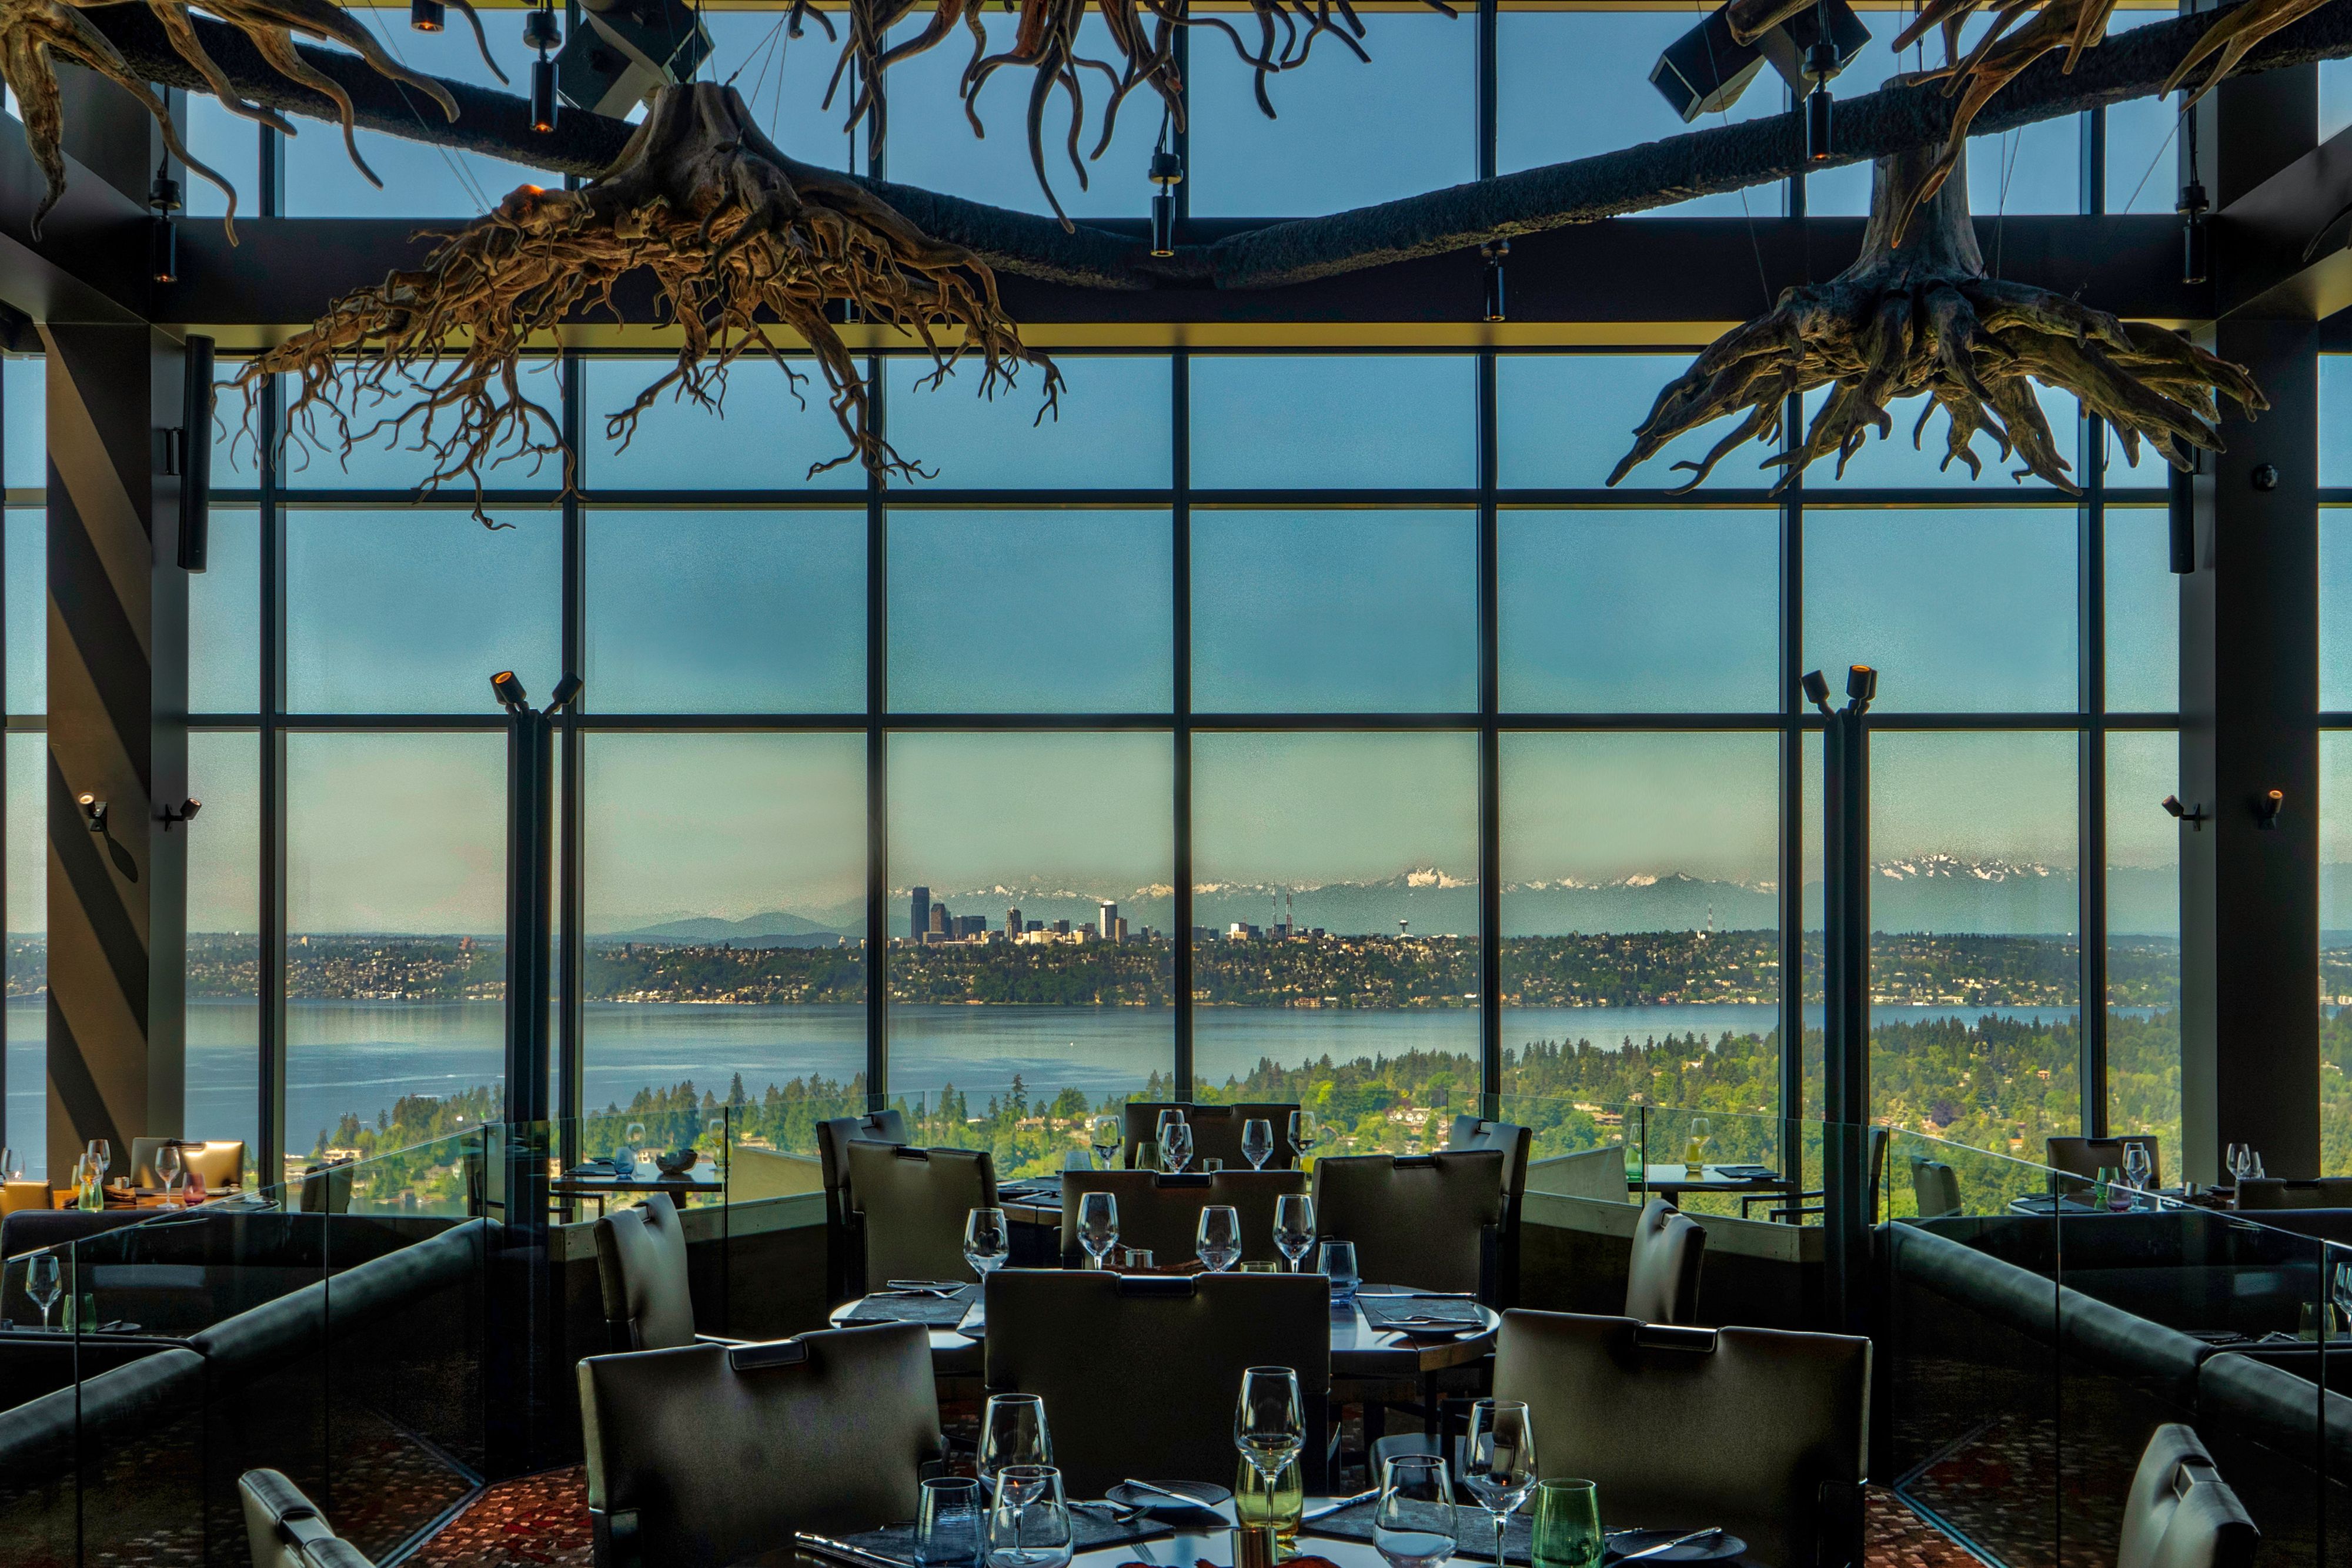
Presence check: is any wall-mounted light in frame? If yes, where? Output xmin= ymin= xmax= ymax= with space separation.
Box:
xmin=78 ymin=794 xmax=106 ymax=834
xmin=2256 ymin=788 xmax=2286 ymax=830
xmin=159 ymin=798 xmax=202 ymax=831
xmin=410 ymin=0 xmax=445 ymax=30
xmin=2162 ymin=794 xmax=2210 ymax=831
xmin=491 ymin=670 xmax=531 ymax=713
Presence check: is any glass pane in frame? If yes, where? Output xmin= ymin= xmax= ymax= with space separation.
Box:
xmin=2104 ymin=12 xmax=2184 ymax=216
xmin=188 ymin=731 xmax=261 ymax=1179
xmin=2106 ymin=507 xmax=2177 ymax=713
xmin=886 ymin=509 xmax=1171 ymax=712
xmin=278 ymin=357 xmax=566 ymax=494
xmin=1497 ymin=355 xmax=1763 ymax=492
xmin=1192 ymin=510 xmax=1476 ymax=713
xmin=584 ymin=733 xmax=867 ymax=1138
xmin=1191 ymin=356 xmax=1476 ymax=490
xmin=5 ymin=509 xmax=40 ymax=716
xmin=3 ymin=356 xmax=41 ymax=492
xmin=2107 ymin=730 xmax=2180 ymax=1162
xmin=285 ymin=732 xmax=506 ymax=1166
xmin=2327 ymin=510 xmax=2352 ymax=711
xmin=701 ymin=10 xmax=854 ymax=172
xmin=1189 ymin=13 xmax=1475 ymax=216
xmin=1501 ymin=731 xmax=1784 ymax=1131
xmin=191 ymin=510 xmax=262 ymax=713
xmin=1496 ymin=11 xmax=1786 ymax=217
xmin=2326 ymin=357 xmax=2352 ymax=488
xmin=2329 ymin=731 xmax=2352 ymax=1172
xmin=182 ymin=93 xmax=262 ymax=220
xmin=1190 ymin=731 xmax=1479 ymax=1139
xmin=1796 ymin=382 xmax=2079 ymax=491
xmin=1869 ymin=731 xmax=2081 ymax=1146
xmin=1499 ymin=509 xmax=1778 ymax=712
xmin=286 ymin=507 xmax=560 ymax=713
xmin=5 ymin=734 xmax=41 ymax=1177
xmin=2327 ymin=57 xmax=2352 ymax=142
xmin=584 ymin=510 xmax=864 ymax=714
xmin=1804 ymin=507 xmax=2077 ymax=713
xmin=584 ymin=356 xmax=867 ymax=492
xmin=887 ymin=731 xmax=1174 ymax=1169
xmin=888 ymin=356 xmax=1170 ymax=489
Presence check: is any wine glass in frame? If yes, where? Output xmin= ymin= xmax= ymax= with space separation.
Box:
xmin=1235 ymin=1366 xmax=1306 ymax=1483
xmin=1091 ymin=1116 xmax=1122 ymax=1170
xmin=1289 ymin=1110 xmax=1319 ymax=1164
xmin=1162 ymin=1121 xmax=1195 ymax=1175
xmin=86 ymin=1139 xmax=111 ymax=1186
xmin=1077 ymin=1191 xmax=1120 ymax=1269
xmin=978 ymin=1393 xmax=1053 ymax=1495
xmin=917 ymin=1477 xmax=985 ymax=1568
xmin=1375 ymin=1454 xmax=1461 ymax=1568
xmin=1156 ymin=1108 xmax=1186 ymax=1152
xmin=1242 ymin=1119 xmax=1275 ymax=1171
xmin=26 ymin=1252 xmax=62 ymax=1330
xmin=154 ymin=1143 xmax=183 ymax=1205
xmin=965 ymin=1208 xmax=1011 ymax=1281
xmin=2228 ymin=1144 xmax=2254 ymax=1187
xmin=1198 ymin=1205 xmax=1242 ymax=1272
xmin=1464 ymin=1399 xmax=1538 ymax=1568
xmin=1274 ymin=1195 xmax=1317 ymax=1272
xmin=623 ymin=1121 xmax=648 ymax=1175
xmin=1683 ymin=1115 xmax=1711 ymax=1172
xmin=986 ymin=1464 xmax=1073 ymax=1568
xmin=0 ymin=1147 xmax=21 ymax=1181
xmin=2123 ymin=1142 xmax=2153 ymax=1208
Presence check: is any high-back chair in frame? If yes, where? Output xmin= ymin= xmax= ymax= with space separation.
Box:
xmin=1494 ymin=1310 xmax=1871 ymax=1568
xmin=1910 ymin=1159 xmax=1963 ymax=1219
xmin=1623 ymin=1196 xmax=1706 ymax=1325
xmin=299 ymin=1159 xmax=354 ymax=1215
xmin=0 ymin=1179 xmax=49 ymax=1219
xmin=129 ymin=1138 xmax=245 ymax=1192
xmin=240 ymin=1468 xmax=378 ymax=1568
xmin=580 ymin=1323 xmax=944 ymax=1568
xmin=1057 ymin=1169 xmax=1309 ymax=1267
xmin=1312 ymin=1149 xmax=1505 ymax=1298
xmin=844 ymin=1140 xmax=996 ymax=1288
xmin=1449 ymin=1116 xmax=1534 ymax=1303
xmin=818 ymin=1111 xmax=908 ymax=1299
xmin=985 ymin=1269 xmax=1329 ymax=1497
xmin=2047 ymin=1135 xmax=2161 ymax=1196
xmin=2119 ymin=1426 xmax=2257 ymax=1568
xmin=1122 ymin=1102 xmax=1301 ymax=1171
xmin=594 ymin=1192 xmax=739 ymax=1352
xmin=2233 ymin=1176 xmax=2352 ymax=1209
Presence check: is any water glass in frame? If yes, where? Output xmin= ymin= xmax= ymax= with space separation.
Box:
xmin=1242 ymin=1119 xmax=1275 ymax=1171
xmin=1289 ymin=1110 xmax=1319 ymax=1162
xmin=1198 ymin=1205 xmax=1242 ymax=1272
xmin=978 ymin=1394 xmax=1052 ymax=1490
xmin=1319 ymin=1239 xmax=1359 ymax=1300
xmin=917 ymin=1477 xmax=985 ymax=1568
xmin=1091 ymin=1116 xmax=1122 ymax=1169
xmin=965 ymin=1208 xmax=1011 ymax=1280
xmin=1531 ymin=1480 xmax=1603 ymax=1568
xmin=26 ymin=1252 xmax=61 ymax=1330
xmin=1274 ymin=1195 xmax=1316 ymax=1272
xmin=1374 ymin=1454 xmax=1459 ymax=1568
xmin=986 ymin=1464 xmax=1074 ymax=1568
xmin=1077 ymin=1191 xmax=1120 ymax=1269
xmin=1162 ymin=1122 xmax=1195 ymax=1175
xmin=1464 ymin=1399 xmax=1538 ymax=1568
xmin=1234 ymin=1365 xmax=1306 ymax=1482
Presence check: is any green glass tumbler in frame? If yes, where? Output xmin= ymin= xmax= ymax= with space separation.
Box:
xmin=1532 ymin=1480 xmax=1603 ymax=1568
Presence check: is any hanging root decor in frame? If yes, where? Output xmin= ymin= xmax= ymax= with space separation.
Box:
xmin=235 ymin=82 xmax=1058 ymax=523
xmin=2 ymin=0 xmax=506 ymax=235
xmin=1608 ymin=145 xmax=2266 ymax=493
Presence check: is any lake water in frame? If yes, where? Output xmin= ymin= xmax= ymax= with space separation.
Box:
xmin=0 ymin=997 xmax=2094 ymax=1177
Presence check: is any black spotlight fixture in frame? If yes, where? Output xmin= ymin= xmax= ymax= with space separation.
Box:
xmin=1482 ymin=240 xmax=1509 ymax=323
xmin=149 ymin=162 xmax=181 ymax=284
xmin=492 ymin=670 xmax=531 ymax=713
xmin=2179 ymin=178 xmax=2210 ymax=286
xmin=2161 ymin=795 xmax=2210 ymax=831
xmin=1149 ymin=145 xmax=1182 ymax=258
xmin=546 ymin=673 xmax=584 ymax=714
xmin=411 ymin=0 xmax=445 ymax=30
xmin=2256 ymin=788 xmax=2286 ymax=830
xmin=77 ymin=794 xmax=107 ymax=834
xmin=1805 ymin=38 xmax=1837 ymax=163
xmin=526 ymin=2 xmax=563 ymax=132
xmin=159 ymin=798 xmax=203 ymax=831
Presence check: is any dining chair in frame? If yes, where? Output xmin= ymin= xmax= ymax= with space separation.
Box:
xmin=1494 ymin=1309 xmax=1872 ymax=1568
xmin=128 ymin=1138 xmax=245 ymax=1191
xmin=580 ymin=1322 xmax=944 ymax=1568
xmin=1910 ymin=1158 xmax=1963 ymax=1219
xmin=1056 ymin=1169 xmax=1309 ymax=1266
xmin=240 ymin=1468 xmax=378 ymax=1568
xmin=818 ymin=1111 xmax=908 ymax=1299
xmin=2233 ymin=1176 xmax=2352 ymax=1209
xmin=844 ymin=1139 xmax=996 ymax=1289
xmin=0 ymin=1179 xmax=49 ymax=1219
xmin=2119 ymin=1426 xmax=2257 ymax=1568
xmin=1447 ymin=1116 xmax=1534 ymax=1304
xmin=1311 ymin=1149 xmax=1505 ymax=1298
xmin=984 ymin=1268 xmax=1330 ymax=1496
xmin=594 ymin=1192 xmax=741 ymax=1352
xmin=1624 ymin=1196 xmax=1706 ymax=1325
xmin=299 ymin=1159 xmax=355 ymax=1215
xmin=2046 ymin=1135 xmax=2161 ymax=1195
xmin=1121 ymin=1102 xmax=1301 ymax=1171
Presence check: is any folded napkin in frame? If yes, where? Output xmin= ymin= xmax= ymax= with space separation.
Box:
xmin=839 ymin=1288 xmax=977 ymax=1327
xmin=1310 ymin=1499 xmax=1532 ymax=1563
xmin=1358 ymin=1295 xmax=1488 ymax=1330
xmin=1712 ymin=1165 xmax=1776 ymax=1181
xmin=841 ymin=1506 xmax=1170 ymax=1563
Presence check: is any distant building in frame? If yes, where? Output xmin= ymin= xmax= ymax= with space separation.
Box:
xmin=1230 ymin=922 xmax=1261 ymax=940
xmin=910 ymin=886 xmax=930 ymax=941
xmin=954 ymin=914 xmax=987 ymax=939
xmin=1053 ymin=919 xmax=1071 ymax=935
xmin=929 ymin=902 xmax=949 ymax=937
xmin=1113 ymin=917 xmax=1128 ymax=941
xmin=1027 ymin=920 xmax=1043 ymax=933
xmin=1007 ymin=907 xmax=1022 ymax=938
xmin=1100 ymin=901 xmax=1118 ymax=940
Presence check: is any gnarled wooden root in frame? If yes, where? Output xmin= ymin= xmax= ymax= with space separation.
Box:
xmin=236 ymin=82 xmax=1059 ymax=524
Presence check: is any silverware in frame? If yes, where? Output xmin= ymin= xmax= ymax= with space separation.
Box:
xmin=1120 ymin=1478 xmax=1207 ymax=1507
xmin=1301 ymin=1489 xmax=1378 ymax=1521
xmin=1077 ymin=1500 xmax=1150 ymax=1524
xmin=793 ymin=1533 xmax=908 ymax=1568
xmin=1616 ymin=1527 xmax=1722 ymax=1562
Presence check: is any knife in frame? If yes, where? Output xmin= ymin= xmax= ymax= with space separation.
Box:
xmin=1121 ymin=1479 xmax=1209 ymax=1507
xmin=794 ymin=1533 xmax=910 ymax=1568
xmin=1616 ymin=1527 xmax=1722 ymax=1562
xmin=1301 ymin=1489 xmax=1378 ymax=1521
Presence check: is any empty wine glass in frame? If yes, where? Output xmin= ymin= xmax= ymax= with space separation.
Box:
xmin=965 ymin=1208 xmax=1011 ymax=1281
xmin=1077 ymin=1191 xmax=1120 ymax=1269
xmin=1157 ymin=1108 xmax=1186 ymax=1152
xmin=623 ymin=1122 xmax=648 ymax=1175
xmin=1198 ymin=1205 xmax=1242 ymax=1272
xmin=2228 ymin=1144 xmax=2254 ymax=1188
xmin=986 ymin=1464 xmax=1073 ymax=1568
xmin=0 ymin=1147 xmax=21 ymax=1181
xmin=26 ymin=1252 xmax=61 ymax=1330
xmin=1091 ymin=1116 xmax=1122 ymax=1170
xmin=1162 ymin=1121 xmax=1195 ymax=1175
xmin=1375 ymin=1454 xmax=1460 ymax=1568
xmin=154 ymin=1143 xmax=183 ymax=1205
xmin=85 ymin=1139 xmax=110 ymax=1185
xmin=978 ymin=1394 xmax=1053 ymax=1494
xmin=1289 ymin=1110 xmax=1319 ymax=1163
xmin=2123 ymin=1142 xmax=2153 ymax=1208
xmin=1274 ymin=1194 xmax=1317 ymax=1272
xmin=1235 ymin=1366 xmax=1306 ymax=1484
xmin=1242 ymin=1119 xmax=1275 ymax=1171
xmin=1464 ymin=1399 xmax=1538 ymax=1568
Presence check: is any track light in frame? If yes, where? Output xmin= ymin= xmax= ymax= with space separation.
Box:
xmin=1482 ymin=240 xmax=1509 ymax=323
xmin=410 ymin=0 xmax=444 ymax=29
xmin=2257 ymin=788 xmax=2286 ymax=830
xmin=491 ymin=670 xmax=530 ymax=712
xmin=526 ymin=4 xmax=562 ymax=132
xmin=1800 ymin=669 xmax=1832 ymax=713
xmin=1845 ymin=663 xmax=1876 ymax=707
xmin=544 ymin=673 xmax=584 ymax=715
xmin=78 ymin=794 xmax=106 ymax=834
xmin=2161 ymin=795 xmax=2210 ymax=831
xmin=1148 ymin=147 xmax=1182 ymax=258
xmin=159 ymin=798 xmax=202 ymax=830
xmin=148 ymin=166 xmax=181 ymax=284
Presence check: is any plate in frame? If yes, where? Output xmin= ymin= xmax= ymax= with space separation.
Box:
xmin=1106 ymin=1480 xmax=1233 ymax=1517
xmin=1606 ymin=1529 xmax=1746 ymax=1563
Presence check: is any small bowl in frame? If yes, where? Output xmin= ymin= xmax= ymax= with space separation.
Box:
xmin=653 ymin=1148 xmax=699 ymax=1176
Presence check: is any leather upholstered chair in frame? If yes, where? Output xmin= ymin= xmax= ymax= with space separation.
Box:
xmin=1494 ymin=1310 xmax=1871 ymax=1568
xmin=2046 ymin=1135 xmax=2161 ymax=1196
xmin=2119 ymin=1426 xmax=2257 ymax=1568
xmin=2233 ymin=1176 xmax=2352 ymax=1209
xmin=1448 ymin=1116 xmax=1533 ymax=1303
xmin=240 ymin=1468 xmax=377 ymax=1568
xmin=1121 ymin=1102 xmax=1301 ymax=1171
xmin=580 ymin=1322 xmax=944 ymax=1568
xmin=818 ymin=1111 xmax=908 ymax=1299
xmin=594 ymin=1193 xmax=738 ymax=1352
xmin=129 ymin=1138 xmax=245 ymax=1192
xmin=1056 ymin=1169 xmax=1308 ymax=1267
xmin=0 ymin=1179 xmax=49 ymax=1219
xmin=845 ymin=1140 xmax=997 ymax=1288
xmin=985 ymin=1269 xmax=1329 ymax=1496
xmin=1624 ymin=1196 xmax=1707 ymax=1325
xmin=1910 ymin=1159 xmax=1963 ymax=1219
xmin=1311 ymin=1149 xmax=1505 ymax=1298
xmin=300 ymin=1160 xmax=354 ymax=1214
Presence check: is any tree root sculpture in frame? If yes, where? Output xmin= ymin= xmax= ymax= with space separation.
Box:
xmin=1609 ymin=145 xmax=2266 ymax=494
xmin=1 ymin=0 xmax=505 ymax=236
xmin=234 ymin=82 xmax=1058 ymax=524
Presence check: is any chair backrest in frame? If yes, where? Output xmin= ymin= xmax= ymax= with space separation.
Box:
xmin=299 ymin=1161 xmax=354 ymax=1215
xmin=1121 ymin=1102 xmax=1301 ymax=1171
xmin=128 ymin=1138 xmax=244 ymax=1190
xmin=1448 ymin=1116 xmax=1534 ymax=1206
xmin=240 ymin=1467 xmax=378 ymax=1568
xmin=594 ymin=1192 xmax=698 ymax=1352
xmin=2046 ymin=1135 xmax=2161 ymax=1191
xmin=846 ymin=1141 xmax=997 ymax=1286
xmin=1910 ymin=1159 xmax=1963 ymax=1219
xmin=2119 ymin=1425 xmax=2258 ymax=1568
xmin=1311 ymin=1149 xmax=1505 ymax=1296
xmin=1495 ymin=1310 xmax=1871 ymax=1568
xmin=1056 ymin=1169 xmax=1309 ymax=1266
xmin=579 ymin=1323 xmax=943 ymax=1568
xmin=817 ymin=1111 xmax=909 ymax=1300
xmin=1623 ymin=1196 xmax=1706 ymax=1325
xmin=0 ymin=1179 xmax=49 ymax=1218
xmin=984 ymin=1268 xmax=1329 ymax=1497
xmin=2234 ymin=1176 xmax=2352 ymax=1210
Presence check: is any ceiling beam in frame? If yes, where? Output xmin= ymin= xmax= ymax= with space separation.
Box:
xmin=2216 ymin=122 xmax=2352 ymax=318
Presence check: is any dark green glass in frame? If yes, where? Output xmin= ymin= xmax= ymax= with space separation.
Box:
xmin=1532 ymin=1480 xmax=1603 ymax=1568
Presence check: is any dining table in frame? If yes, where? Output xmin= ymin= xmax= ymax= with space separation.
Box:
xmin=554 ymin=1162 xmax=726 ymax=1216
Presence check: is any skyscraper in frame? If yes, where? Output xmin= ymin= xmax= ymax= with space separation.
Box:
xmin=909 ymin=886 xmax=930 ymax=941
xmin=1007 ymin=907 xmax=1022 ymax=941
xmin=1100 ymin=901 xmax=1118 ymax=940
xmin=929 ymin=902 xmax=950 ymax=937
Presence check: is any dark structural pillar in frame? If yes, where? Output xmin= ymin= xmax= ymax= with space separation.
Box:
xmin=41 ymin=322 xmax=191 ymax=1182
xmin=1811 ymin=665 xmax=1873 ymax=1333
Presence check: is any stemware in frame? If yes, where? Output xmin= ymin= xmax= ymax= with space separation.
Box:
xmin=86 ymin=1139 xmax=111 ymax=1185
xmin=0 ymin=1147 xmax=21 ymax=1181
xmin=965 ymin=1208 xmax=1011 ymax=1281
xmin=1234 ymin=1366 xmax=1307 ymax=1484
xmin=1683 ymin=1116 xmax=1711 ymax=1172
xmin=1319 ymin=1239 xmax=1359 ymax=1300
xmin=1274 ymin=1195 xmax=1317 ymax=1273
xmin=1162 ymin=1121 xmax=1195 ymax=1175
xmin=978 ymin=1393 xmax=1053 ymax=1493
xmin=985 ymin=1464 xmax=1073 ymax=1568
xmin=1375 ymin=1455 xmax=1461 ymax=1568
xmin=1077 ymin=1192 xmax=1120 ymax=1269
xmin=1156 ymin=1108 xmax=1186 ymax=1153
xmin=1464 ymin=1399 xmax=1539 ymax=1568
xmin=154 ymin=1143 xmax=183 ymax=1205
xmin=1091 ymin=1117 xmax=1122 ymax=1171
xmin=2123 ymin=1143 xmax=2153 ymax=1209
xmin=1197 ymin=1205 xmax=1242 ymax=1272
xmin=26 ymin=1252 xmax=62 ymax=1330
xmin=1531 ymin=1479 xmax=1604 ymax=1568
xmin=1241 ymin=1119 xmax=1275 ymax=1171
xmin=623 ymin=1121 xmax=648 ymax=1175
xmin=917 ymin=1477 xmax=985 ymax=1568
xmin=1289 ymin=1111 xmax=1319 ymax=1164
